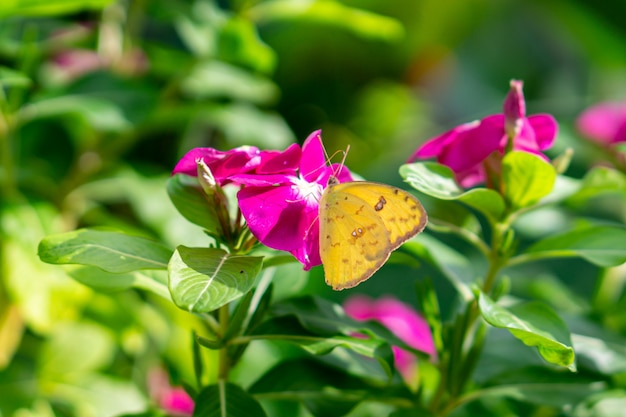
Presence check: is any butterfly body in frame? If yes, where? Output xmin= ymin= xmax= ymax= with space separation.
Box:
xmin=319 ymin=179 xmax=427 ymax=290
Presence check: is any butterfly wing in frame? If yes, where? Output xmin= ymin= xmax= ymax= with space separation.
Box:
xmin=319 ymin=181 xmax=427 ymax=290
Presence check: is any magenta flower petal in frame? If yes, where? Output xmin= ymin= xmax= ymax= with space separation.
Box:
xmin=161 ymin=388 xmax=195 ymax=416
xmin=237 ymin=184 xmax=304 ymax=249
xmin=576 ymin=102 xmax=626 ymax=144
xmin=438 ymin=117 xmax=503 ymax=173
xmin=236 ymin=130 xmax=353 ymax=270
xmin=614 ymin=119 xmax=626 ymax=144
xmin=344 ymin=295 xmax=435 ymax=356
xmin=344 ymin=295 xmax=436 ymax=380
xmin=409 ymin=80 xmax=557 ymax=188
xmin=172 ymin=146 xmax=261 ymax=184
xmin=256 ymin=143 xmax=301 ymax=174
xmin=300 ymin=130 xmax=330 ymax=182
xmin=456 ymin=165 xmax=487 ymax=188
xmin=409 ymin=121 xmax=479 ymax=161
xmin=527 ymin=114 xmax=558 ymax=150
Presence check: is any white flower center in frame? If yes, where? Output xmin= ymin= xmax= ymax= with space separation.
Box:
xmin=292 ymin=176 xmax=323 ymax=205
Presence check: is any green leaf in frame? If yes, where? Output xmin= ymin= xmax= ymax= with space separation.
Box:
xmin=167 ymin=174 xmax=223 ymax=234
xmin=0 ymin=0 xmax=113 ymax=17
xmin=250 ymin=358 xmax=414 ymax=417
xmin=217 ymin=17 xmax=277 ymax=74
xmin=67 ymin=266 xmax=170 ymax=299
xmin=250 ymin=0 xmax=405 ymax=42
xmin=400 ymin=235 xmax=474 ymax=301
xmin=573 ymin=334 xmax=626 ymax=375
xmin=0 ymin=66 xmax=31 ymax=88
xmin=573 ymin=390 xmax=626 ymax=417
xmin=193 ymin=381 xmax=267 ymax=417
xmin=400 ymin=162 xmax=505 ymax=222
xmin=19 ymin=95 xmax=132 ymax=133
xmin=38 ymin=228 xmax=171 ymax=272
xmin=249 ymin=359 xmax=370 ymax=417
xmin=478 ymin=293 xmax=575 ymax=370
xmin=520 ymin=226 xmax=626 ymax=267
xmin=473 ymin=380 xmax=604 ymax=408
xmin=168 ymin=246 xmax=263 ymax=313
xmin=38 ymin=321 xmax=115 ymax=379
xmin=255 ymin=316 xmax=395 ymax=378
xmin=501 ymin=151 xmax=556 ymax=209
xmin=181 ymin=61 xmax=279 ymax=104
xmin=568 ymin=166 xmax=626 ymax=204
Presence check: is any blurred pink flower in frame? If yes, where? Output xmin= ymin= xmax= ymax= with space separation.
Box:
xmin=344 ymin=295 xmax=435 ymax=380
xmin=148 ymin=369 xmax=194 ymax=416
xmin=409 ymin=80 xmax=558 ymax=187
xmin=235 ymin=130 xmax=353 ymax=270
xmin=576 ymin=101 xmax=626 ymax=145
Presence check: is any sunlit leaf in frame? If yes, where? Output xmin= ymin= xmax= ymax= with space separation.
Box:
xmin=250 ymin=0 xmax=404 ymax=42
xmin=501 ymin=151 xmax=556 ymax=209
xmin=0 ymin=0 xmax=113 ymax=17
xmin=0 ymin=305 xmax=23 ymax=370
xmin=400 ymin=162 xmax=505 ymax=222
xmin=168 ymin=246 xmax=263 ymax=313
xmin=38 ymin=228 xmax=171 ymax=272
xmin=521 ymin=226 xmax=626 ymax=267
xmin=478 ymin=293 xmax=575 ymax=370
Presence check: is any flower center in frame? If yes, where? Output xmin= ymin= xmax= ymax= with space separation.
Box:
xmin=292 ymin=176 xmax=324 ymax=206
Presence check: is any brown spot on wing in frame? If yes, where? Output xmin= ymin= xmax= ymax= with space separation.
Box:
xmin=374 ymin=196 xmax=386 ymax=211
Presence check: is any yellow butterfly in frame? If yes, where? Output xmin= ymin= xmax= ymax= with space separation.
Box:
xmin=319 ymin=177 xmax=428 ymax=290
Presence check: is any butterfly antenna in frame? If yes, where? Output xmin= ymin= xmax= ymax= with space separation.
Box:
xmin=332 ymin=145 xmax=350 ymax=179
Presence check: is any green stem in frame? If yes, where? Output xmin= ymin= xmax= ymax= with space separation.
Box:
xmin=0 ymin=90 xmax=16 ymax=199
xmin=505 ymin=250 xmax=576 ymax=269
xmin=430 ymin=218 xmax=510 ymax=416
xmin=218 ymin=304 xmax=231 ymax=381
xmin=427 ymin=218 xmax=491 ymax=258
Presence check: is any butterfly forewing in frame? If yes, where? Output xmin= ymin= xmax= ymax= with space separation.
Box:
xmin=319 ymin=181 xmax=427 ymax=290
xmin=336 ymin=182 xmax=427 ymax=249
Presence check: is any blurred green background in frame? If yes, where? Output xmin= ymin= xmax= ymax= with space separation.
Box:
xmin=2 ymin=0 xmax=626 ymax=416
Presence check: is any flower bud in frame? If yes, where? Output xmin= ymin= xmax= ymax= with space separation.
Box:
xmin=504 ymin=79 xmax=526 ymax=139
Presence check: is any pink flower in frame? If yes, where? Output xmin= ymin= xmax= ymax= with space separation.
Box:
xmin=576 ymin=101 xmax=626 ymax=145
xmin=344 ymin=295 xmax=436 ymax=381
xmin=172 ymin=144 xmax=301 ymax=185
xmin=235 ymin=130 xmax=353 ymax=270
xmin=409 ymin=80 xmax=558 ymax=187
xmin=148 ymin=369 xmax=194 ymax=416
